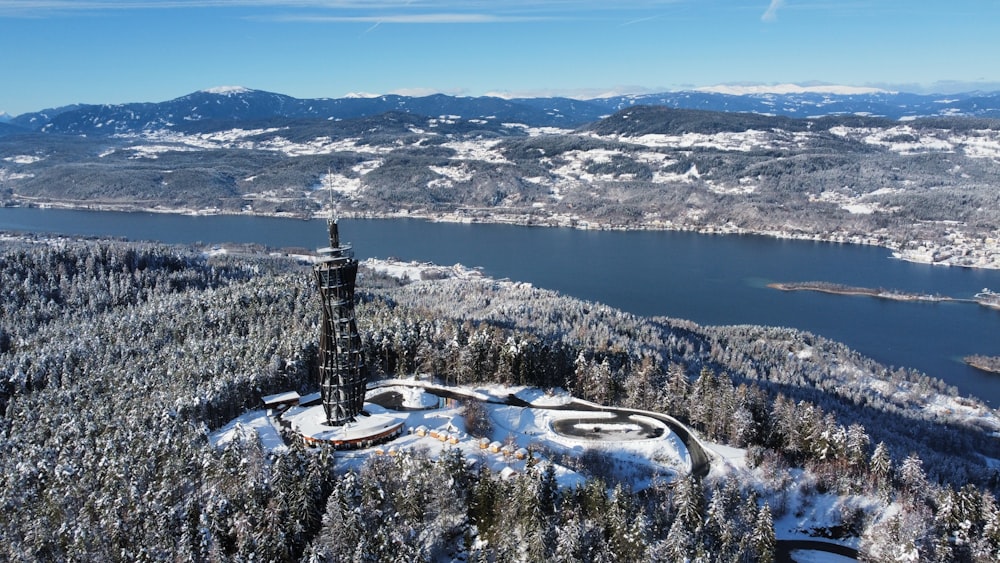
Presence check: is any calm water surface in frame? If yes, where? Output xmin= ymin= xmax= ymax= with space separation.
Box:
xmin=3 ymin=207 xmax=999 ymax=405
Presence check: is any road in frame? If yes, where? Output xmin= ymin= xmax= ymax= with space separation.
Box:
xmin=776 ymin=540 xmax=860 ymax=562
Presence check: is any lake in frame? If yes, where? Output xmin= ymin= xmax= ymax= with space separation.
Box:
xmin=3 ymin=207 xmax=1000 ymax=405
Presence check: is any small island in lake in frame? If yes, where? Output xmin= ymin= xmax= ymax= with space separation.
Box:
xmin=767 ymin=281 xmax=953 ymax=303
xmin=964 ymin=355 xmax=1000 ymax=374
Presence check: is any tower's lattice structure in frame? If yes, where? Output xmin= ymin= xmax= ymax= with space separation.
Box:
xmin=314 ymin=219 xmax=367 ymax=426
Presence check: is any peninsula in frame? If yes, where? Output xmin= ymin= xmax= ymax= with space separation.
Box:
xmin=767 ymin=281 xmax=953 ymax=303
xmin=965 ymin=355 xmax=1000 ymax=374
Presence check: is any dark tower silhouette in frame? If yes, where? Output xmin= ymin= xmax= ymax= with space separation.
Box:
xmin=314 ymin=218 xmax=367 ymax=426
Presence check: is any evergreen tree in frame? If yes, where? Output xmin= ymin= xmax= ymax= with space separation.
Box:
xmin=664 ymin=516 xmax=695 ymax=563
xmin=553 ymin=511 xmax=583 ymax=563
xmin=673 ymin=475 xmax=705 ymax=535
xmin=870 ymin=441 xmax=893 ymax=498
xmin=750 ymin=502 xmax=776 ymax=563
xmin=900 ymin=453 xmax=928 ymax=500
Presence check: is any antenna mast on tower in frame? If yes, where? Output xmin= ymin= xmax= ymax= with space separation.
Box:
xmin=325 ymin=167 xmax=340 ymax=248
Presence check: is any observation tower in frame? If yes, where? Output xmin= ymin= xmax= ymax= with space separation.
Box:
xmin=314 ymin=218 xmax=367 ymax=426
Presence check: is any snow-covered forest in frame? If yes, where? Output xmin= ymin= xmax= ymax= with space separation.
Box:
xmin=1 ymin=236 xmax=999 ymax=561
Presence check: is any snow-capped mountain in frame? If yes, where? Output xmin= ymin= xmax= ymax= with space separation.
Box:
xmin=200 ymin=85 xmax=254 ymax=95
xmin=695 ymin=83 xmax=890 ymax=95
xmin=595 ymin=90 xmax=1000 ymax=120
xmin=9 ymin=88 xmax=603 ymax=136
xmin=7 ymin=86 xmax=1000 ymax=137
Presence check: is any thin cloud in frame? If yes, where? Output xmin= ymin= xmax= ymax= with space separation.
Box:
xmin=620 ymin=14 xmax=661 ymax=26
xmin=761 ymin=0 xmax=784 ymax=22
xmin=274 ymin=13 xmax=547 ymax=24
xmin=0 ymin=0 xmax=684 ymax=18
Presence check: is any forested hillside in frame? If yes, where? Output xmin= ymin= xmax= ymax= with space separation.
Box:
xmin=1 ymin=237 xmax=998 ymax=561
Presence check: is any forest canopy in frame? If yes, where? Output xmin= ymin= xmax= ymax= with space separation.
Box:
xmin=1 ymin=236 xmax=998 ymax=561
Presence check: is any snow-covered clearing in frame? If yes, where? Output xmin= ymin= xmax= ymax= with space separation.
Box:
xmin=0 ymin=169 xmax=34 ymax=181
xmin=211 ymin=380 xmax=688 ymax=491
xmin=500 ymin=123 xmax=574 ymax=138
xmin=440 ymin=138 xmax=508 ymax=163
xmin=3 ymin=155 xmax=44 ymax=164
xmin=209 ymin=409 xmax=288 ymax=454
xmin=600 ymin=129 xmax=808 ymax=153
xmin=429 ymin=163 xmax=474 ymax=184
xmin=115 ymin=128 xmax=393 ymax=157
xmin=809 ymin=190 xmax=898 ymax=215
xmin=829 ymin=125 xmax=1000 ymax=159
xmin=362 ymin=258 xmax=485 ymax=282
xmin=314 ymin=170 xmax=367 ymax=196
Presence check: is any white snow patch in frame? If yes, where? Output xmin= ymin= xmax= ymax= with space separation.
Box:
xmin=708 ymin=177 xmax=758 ymax=195
xmin=430 ymin=164 xmax=474 ymax=183
xmin=3 ymin=155 xmax=43 ymax=164
xmin=202 ymin=85 xmax=252 ymax=95
xmin=829 ymin=124 xmax=1000 ymax=158
xmin=960 ymin=133 xmax=1000 ymax=159
xmin=650 ymin=163 xmax=703 ymax=185
xmin=619 ymin=130 xmax=785 ymax=152
xmin=352 ymin=159 xmax=383 ymax=176
xmin=513 ymin=387 xmax=573 ymax=406
xmin=706 ymin=442 xmax=747 ymax=470
xmin=810 ymin=190 xmax=897 ymax=215
xmin=126 ymin=144 xmax=200 ymax=159
xmin=362 ymin=258 xmax=484 ymax=282
xmin=923 ymin=394 xmax=1000 ymax=432
xmin=209 ymin=410 xmax=287 ymax=453
xmin=548 ymin=148 xmax=644 ymax=183
xmin=525 ymin=126 xmax=574 ymax=137
xmin=0 ymin=169 xmax=34 ymax=181
xmin=441 ymin=139 xmax=508 ymax=163
xmin=316 ymin=171 xmax=362 ymax=196
xmin=841 ymin=204 xmax=876 ymax=215
xmin=117 ymin=129 xmax=394 ymax=158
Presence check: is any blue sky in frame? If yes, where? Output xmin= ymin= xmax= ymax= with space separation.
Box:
xmin=1 ymin=0 xmax=998 ymax=115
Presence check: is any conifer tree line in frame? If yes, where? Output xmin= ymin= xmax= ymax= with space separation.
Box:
xmin=0 ymin=237 xmax=998 ymax=561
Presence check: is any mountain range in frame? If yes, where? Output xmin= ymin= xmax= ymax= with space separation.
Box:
xmin=3 ymin=86 xmax=1000 ymax=136
xmin=1 ymin=86 xmax=999 ymax=269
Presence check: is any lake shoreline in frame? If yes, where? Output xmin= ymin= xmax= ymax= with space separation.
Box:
xmin=4 ymin=203 xmax=1000 ymax=406
xmin=8 ymin=199 xmax=1000 ymax=271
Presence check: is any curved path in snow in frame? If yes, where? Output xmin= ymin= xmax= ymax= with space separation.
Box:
xmin=525 ymin=396 xmax=712 ymax=480
xmin=776 ymin=539 xmax=860 ymax=561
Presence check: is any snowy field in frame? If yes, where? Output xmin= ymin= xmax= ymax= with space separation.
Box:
xmin=211 ymin=380 xmax=689 ymax=491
